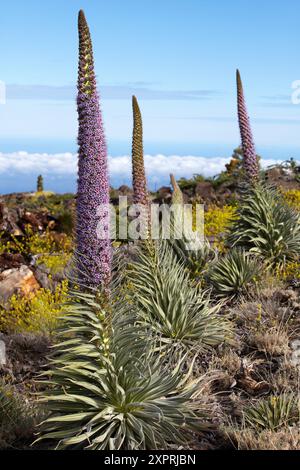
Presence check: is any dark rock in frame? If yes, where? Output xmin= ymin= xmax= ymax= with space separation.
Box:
xmin=1 ymin=332 xmax=51 ymax=385
xmin=110 ymin=186 xmax=133 ymax=205
xmin=118 ymin=185 xmax=132 ymax=195
xmin=182 ymin=187 xmax=194 ymax=199
xmin=19 ymin=210 xmax=43 ymax=231
xmin=265 ymin=167 xmax=300 ymax=190
xmin=0 ymin=201 xmax=23 ymax=236
xmin=195 ymin=182 xmax=216 ymax=203
xmin=216 ymin=184 xmax=238 ymax=205
xmin=31 ymin=262 xmax=52 ymax=290
xmin=155 ymin=186 xmax=172 ymax=203
xmin=0 ymin=253 xmax=26 ymax=272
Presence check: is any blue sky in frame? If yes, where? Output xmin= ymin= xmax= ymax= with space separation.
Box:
xmin=1 ymin=0 xmax=300 ymax=191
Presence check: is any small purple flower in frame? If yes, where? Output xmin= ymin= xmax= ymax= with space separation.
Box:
xmin=76 ymin=10 xmax=111 ymax=288
xmin=236 ymin=70 xmax=259 ymax=182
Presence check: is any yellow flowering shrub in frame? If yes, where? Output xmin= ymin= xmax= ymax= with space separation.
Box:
xmin=0 ymin=233 xmax=12 ymax=255
xmin=30 ymin=191 xmax=55 ymax=199
xmin=38 ymin=253 xmax=72 ymax=274
xmin=275 ymin=260 xmax=300 ymax=281
xmin=204 ymin=205 xmax=237 ymax=250
xmin=0 ymin=280 xmax=68 ymax=334
xmin=29 ymin=229 xmax=72 ymax=274
xmin=282 ymin=189 xmax=300 ymax=211
xmin=0 ymin=226 xmax=73 ymax=274
xmin=28 ymin=228 xmax=71 ymax=253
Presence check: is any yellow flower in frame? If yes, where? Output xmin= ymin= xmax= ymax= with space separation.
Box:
xmin=204 ymin=205 xmax=237 ymax=251
xmin=0 ymin=280 xmax=68 ymax=334
xmin=282 ymin=189 xmax=300 ymax=211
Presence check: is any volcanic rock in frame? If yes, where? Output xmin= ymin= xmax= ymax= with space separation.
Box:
xmin=0 ymin=253 xmax=26 ymax=272
xmin=0 ymin=265 xmax=40 ymax=305
xmin=0 ymin=201 xmax=23 ymax=236
xmin=195 ymin=182 xmax=216 ymax=203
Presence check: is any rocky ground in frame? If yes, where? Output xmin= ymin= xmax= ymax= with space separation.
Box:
xmin=1 ymin=162 xmax=300 ymax=450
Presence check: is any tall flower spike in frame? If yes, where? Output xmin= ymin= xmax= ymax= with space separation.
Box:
xmin=131 ymin=95 xmax=150 ymax=235
xmin=236 ymin=70 xmax=259 ymax=182
xmin=170 ymin=173 xmax=184 ymax=240
xmin=76 ymin=10 xmax=111 ymax=288
xmin=170 ymin=173 xmax=184 ymax=205
xmin=132 ymin=96 xmax=149 ymax=206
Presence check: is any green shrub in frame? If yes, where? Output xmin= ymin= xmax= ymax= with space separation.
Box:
xmin=128 ymin=242 xmax=231 ymax=352
xmin=0 ymin=380 xmax=41 ymax=449
xmin=35 ymin=289 xmax=209 ymax=450
xmin=244 ymin=394 xmax=300 ymax=431
xmin=228 ymin=184 xmax=300 ymax=269
xmin=206 ymin=248 xmax=258 ymax=298
xmin=177 ymin=174 xmax=205 ymax=191
xmin=171 ymin=236 xmax=217 ymax=282
xmin=25 ymin=193 xmax=74 ymax=214
xmin=56 ymin=210 xmax=74 ymax=235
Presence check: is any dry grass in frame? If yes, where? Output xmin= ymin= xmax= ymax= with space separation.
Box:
xmin=193 ymin=283 xmax=300 ymax=450
xmin=225 ymin=426 xmax=300 ymax=450
xmin=249 ymin=327 xmax=290 ymax=357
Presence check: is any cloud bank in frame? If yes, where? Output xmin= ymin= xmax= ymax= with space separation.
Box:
xmin=0 ymin=151 xmax=287 ymax=191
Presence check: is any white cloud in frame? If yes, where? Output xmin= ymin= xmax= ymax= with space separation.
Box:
xmin=0 ymin=151 xmax=289 ymax=187
xmin=0 ymin=151 xmax=76 ymax=175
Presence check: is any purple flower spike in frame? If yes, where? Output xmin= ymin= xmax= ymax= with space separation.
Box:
xmin=236 ymin=70 xmax=259 ymax=182
xmin=76 ymin=10 xmax=111 ymax=288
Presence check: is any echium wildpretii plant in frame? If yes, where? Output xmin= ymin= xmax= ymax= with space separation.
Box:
xmin=132 ymin=95 xmax=149 ymax=206
xmin=76 ymin=10 xmax=111 ymax=288
xmin=236 ymin=69 xmax=259 ymax=182
xmin=170 ymin=173 xmax=184 ymax=205
xmin=169 ymin=175 xmax=217 ymax=281
xmin=131 ymin=95 xmax=150 ymax=236
xmin=37 ymin=175 xmax=44 ymax=192
xmin=34 ymin=287 xmax=210 ymax=450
